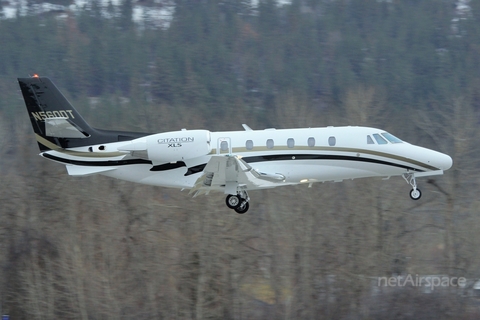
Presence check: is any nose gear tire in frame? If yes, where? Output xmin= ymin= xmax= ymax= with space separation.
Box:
xmin=410 ymin=188 xmax=422 ymax=200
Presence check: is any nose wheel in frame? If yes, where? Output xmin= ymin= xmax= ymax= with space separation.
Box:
xmin=403 ymin=173 xmax=422 ymax=200
xmin=225 ymin=191 xmax=250 ymax=214
xmin=410 ymin=188 xmax=422 ymax=200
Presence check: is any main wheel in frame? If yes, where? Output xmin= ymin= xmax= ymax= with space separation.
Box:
xmin=410 ymin=188 xmax=422 ymax=200
xmin=226 ymin=194 xmax=241 ymax=209
xmin=234 ymin=201 xmax=249 ymax=214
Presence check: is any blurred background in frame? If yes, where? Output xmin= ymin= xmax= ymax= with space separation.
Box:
xmin=0 ymin=0 xmax=479 ymax=318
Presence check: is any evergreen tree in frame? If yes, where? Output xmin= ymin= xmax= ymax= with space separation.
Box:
xmin=119 ymin=0 xmax=133 ymax=31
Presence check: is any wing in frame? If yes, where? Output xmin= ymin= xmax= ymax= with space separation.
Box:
xmin=189 ymin=155 xmax=285 ymax=197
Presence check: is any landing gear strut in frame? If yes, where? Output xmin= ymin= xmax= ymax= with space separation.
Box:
xmin=225 ymin=190 xmax=250 ymax=214
xmin=403 ymin=172 xmax=422 ymax=200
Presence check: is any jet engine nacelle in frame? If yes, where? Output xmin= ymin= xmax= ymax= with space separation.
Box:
xmin=146 ymin=129 xmax=212 ymax=163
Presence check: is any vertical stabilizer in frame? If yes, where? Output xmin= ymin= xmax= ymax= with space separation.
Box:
xmin=18 ymin=76 xmax=148 ymax=151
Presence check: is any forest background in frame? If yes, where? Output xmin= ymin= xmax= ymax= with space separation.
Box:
xmin=0 ymin=0 xmax=479 ymax=318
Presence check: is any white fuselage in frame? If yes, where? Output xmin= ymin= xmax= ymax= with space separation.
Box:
xmin=41 ymin=126 xmax=453 ymax=191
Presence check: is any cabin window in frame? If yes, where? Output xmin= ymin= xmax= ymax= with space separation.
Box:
xmin=307 ymin=137 xmax=315 ymax=147
xmin=328 ymin=136 xmax=336 ymax=146
xmin=381 ymin=132 xmax=403 ymax=143
xmin=367 ymin=135 xmax=374 ymax=144
xmin=287 ymin=138 xmax=295 ymax=148
xmin=220 ymin=141 xmax=229 ymax=151
xmin=373 ymin=133 xmax=388 ymax=145
xmin=266 ymin=139 xmax=274 ymax=149
xmin=246 ymin=140 xmax=253 ymax=150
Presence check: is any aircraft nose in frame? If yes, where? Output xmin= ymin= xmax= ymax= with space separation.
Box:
xmin=436 ymin=152 xmax=453 ymax=171
xmin=415 ymin=146 xmax=453 ymax=171
xmin=442 ymin=154 xmax=453 ymax=171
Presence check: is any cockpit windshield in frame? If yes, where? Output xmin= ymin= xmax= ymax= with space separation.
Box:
xmin=381 ymin=132 xmax=403 ymax=143
xmin=372 ymin=133 xmax=388 ymax=144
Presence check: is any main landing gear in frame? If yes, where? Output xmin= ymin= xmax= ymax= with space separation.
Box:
xmin=225 ymin=190 xmax=250 ymax=214
xmin=403 ymin=172 xmax=422 ymax=200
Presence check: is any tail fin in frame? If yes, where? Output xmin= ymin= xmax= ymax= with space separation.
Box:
xmin=18 ymin=76 xmax=147 ymax=151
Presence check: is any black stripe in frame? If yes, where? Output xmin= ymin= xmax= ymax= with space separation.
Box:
xmin=184 ymin=163 xmax=207 ymax=176
xmin=43 ymin=153 xmax=152 ymax=166
xmin=151 ymin=162 xmax=186 ymax=171
xmin=183 ymin=154 xmax=425 ymax=176
xmin=242 ymin=154 xmax=424 ymax=172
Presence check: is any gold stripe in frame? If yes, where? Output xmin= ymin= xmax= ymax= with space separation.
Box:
xmin=36 ymin=134 xmax=61 ymax=150
xmin=35 ymin=134 xmax=125 ymax=158
xmin=209 ymin=145 xmax=438 ymax=171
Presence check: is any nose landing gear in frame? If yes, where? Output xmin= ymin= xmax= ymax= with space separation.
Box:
xmin=225 ymin=190 xmax=250 ymax=214
xmin=403 ymin=172 xmax=422 ymax=200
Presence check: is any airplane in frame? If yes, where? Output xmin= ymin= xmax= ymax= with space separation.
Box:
xmin=18 ymin=76 xmax=453 ymax=214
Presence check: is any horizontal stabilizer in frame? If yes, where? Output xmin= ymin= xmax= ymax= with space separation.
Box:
xmin=66 ymin=165 xmax=116 ymax=176
xmin=45 ymin=117 xmax=89 ymax=138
